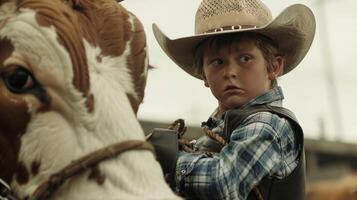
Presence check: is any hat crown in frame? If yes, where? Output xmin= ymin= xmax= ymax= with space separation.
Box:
xmin=195 ymin=0 xmax=273 ymax=34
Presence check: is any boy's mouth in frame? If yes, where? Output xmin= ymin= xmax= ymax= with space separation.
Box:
xmin=225 ymin=85 xmax=239 ymax=90
xmin=224 ymin=85 xmax=243 ymax=94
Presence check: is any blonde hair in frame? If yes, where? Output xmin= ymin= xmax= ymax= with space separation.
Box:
xmin=194 ymin=32 xmax=282 ymax=88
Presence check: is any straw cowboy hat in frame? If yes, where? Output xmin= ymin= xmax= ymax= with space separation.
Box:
xmin=152 ymin=0 xmax=316 ymax=79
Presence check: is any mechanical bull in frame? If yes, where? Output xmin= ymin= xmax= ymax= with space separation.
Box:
xmin=0 ymin=0 xmax=179 ymax=199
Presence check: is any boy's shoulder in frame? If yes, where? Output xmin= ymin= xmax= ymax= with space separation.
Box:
xmin=243 ymin=111 xmax=288 ymax=125
xmin=241 ymin=111 xmax=292 ymax=135
xmin=225 ymin=105 xmax=301 ymax=140
xmin=225 ymin=105 xmax=296 ymax=127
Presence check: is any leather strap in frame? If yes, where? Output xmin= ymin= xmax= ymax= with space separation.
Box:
xmin=31 ymin=140 xmax=154 ymax=200
xmin=146 ymin=128 xmax=179 ymax=188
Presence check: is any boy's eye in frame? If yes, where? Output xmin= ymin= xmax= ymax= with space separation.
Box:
xmin=210 ymin=58 xmax=224 ymax=66
xmin=239 ymin=55 xmax=251 ymax=63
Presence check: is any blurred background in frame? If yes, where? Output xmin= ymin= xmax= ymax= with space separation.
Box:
xmin=122 ymin=0 xmax=357 ymax=198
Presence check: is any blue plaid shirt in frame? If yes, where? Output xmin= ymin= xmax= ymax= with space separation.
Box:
xmin=175 ymin=86 xmax=300 ymax=199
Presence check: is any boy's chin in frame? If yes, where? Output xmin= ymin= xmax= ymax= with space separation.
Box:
xmin=224 ymin=99 xmax=247 ymax=110
xmin=219 ymin=95 xmax=251 ymax=112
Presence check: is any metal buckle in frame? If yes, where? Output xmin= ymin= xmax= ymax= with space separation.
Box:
xmin=0 ymin=178 xmax=11 ymax=196
xmin=0 ymin=179 xmax=17 ymax=200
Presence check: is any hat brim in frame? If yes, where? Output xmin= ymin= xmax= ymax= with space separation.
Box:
xmin=153 ymin=4 xmax=316 ymax=79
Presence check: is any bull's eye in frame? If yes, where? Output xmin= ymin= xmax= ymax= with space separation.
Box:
xmin=4 ymin=67 xmax=35 ymax=93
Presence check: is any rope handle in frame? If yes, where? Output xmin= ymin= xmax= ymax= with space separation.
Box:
xmin=167 ymin=119 xmax=197 ymax=152
xmin=167 ymin=118 xmax=187 ymax=137
xmin=167 ymin=119 xmax=229 ymax=152
xmin=202 ymin=127 xmax=227 ymax=146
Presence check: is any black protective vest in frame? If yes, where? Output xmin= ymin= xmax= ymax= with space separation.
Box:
xmin=198 ymin=104 xmax=305 ymax=200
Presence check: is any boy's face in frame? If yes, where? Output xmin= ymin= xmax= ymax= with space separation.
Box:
xmin=202 ymin=38 xmax=281 ymax=113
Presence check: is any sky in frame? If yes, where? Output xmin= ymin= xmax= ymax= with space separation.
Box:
xmin=121 ymin=0 xmax=357 ymax=142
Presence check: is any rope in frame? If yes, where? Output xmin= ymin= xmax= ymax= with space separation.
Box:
xmin=202 ymin=127 xmax=227 ymax=146
xmin=30 ymin=140 xmax=154 ymax=200
xmin=167 ymin=119 xmax=196 ymax=152
xmin=168 ymin=118 xmax=229 ymax=152
xmin=167 ymin=118 xmax=187 ymax=136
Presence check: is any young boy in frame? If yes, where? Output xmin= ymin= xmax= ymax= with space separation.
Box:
xmin=152 ymin=0 xmax=315 ymax=199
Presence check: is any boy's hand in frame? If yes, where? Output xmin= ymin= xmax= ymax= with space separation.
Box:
xmin=178 ymin=138 xmax=195 ymax=153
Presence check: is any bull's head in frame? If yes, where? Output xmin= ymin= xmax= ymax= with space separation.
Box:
xmin=0 ymin=0 xmax=148 ymax=197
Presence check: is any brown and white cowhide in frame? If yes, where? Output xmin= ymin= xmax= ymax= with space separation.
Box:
xmin=0 ymin=0 xmax=179 ymax=199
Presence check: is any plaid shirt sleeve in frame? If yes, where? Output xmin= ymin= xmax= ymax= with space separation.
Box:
xmin=174 ymin=112 xmax=298 ymax=200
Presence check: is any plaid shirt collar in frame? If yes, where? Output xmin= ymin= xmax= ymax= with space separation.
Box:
xmin=202 ymin=86 xmax=284 ymax=130
xmin=241 ymin=86 xmax=284 ymax=108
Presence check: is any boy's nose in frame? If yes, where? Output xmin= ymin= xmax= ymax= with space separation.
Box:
xmin=223 ymin=64 xmax=238 ymax=79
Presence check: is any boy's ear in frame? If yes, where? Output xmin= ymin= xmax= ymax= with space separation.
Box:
xmin=201 ymin=72 xmax=210 ymax=87
xmin=269 ymin=56 xmax=284 ymax=80
xmin=203 ymin=77 xmax=209 ymax=87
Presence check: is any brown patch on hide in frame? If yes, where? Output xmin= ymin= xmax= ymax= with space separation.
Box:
xmin=31 ymin=160 xmax=41 ymax=176
xmin=74 ymin=0 xmax=132 ymax=57
xmin=85 ymin=93 xmax=94 ymax=113
xmin=0 ymin=39 xmax=30 ymax=183
xmin=58 ymin=0 xmax=132 ymax=58
xmin=126 ymin=13 xmax=147 ymax=114
xmin=19 ymin=0 xmax=91 ymax=99
xmin=96 ymin=55 xmax=102 ymax=63
xmin=19 ymin=0 xmax=148 ymax=113
xmin=15 ymin=162 xmax=29 ymax=185
xmin=65 ymin=0 xmax=148 ymax=113
xmin=88 ymin=165 xmax=106 ymax=185
xmin=127 ymin=95 xmax=139 ymax=114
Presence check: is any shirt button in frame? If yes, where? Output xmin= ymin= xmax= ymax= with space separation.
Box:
xmin=180 ymin=170 xmax=186 ymax=174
